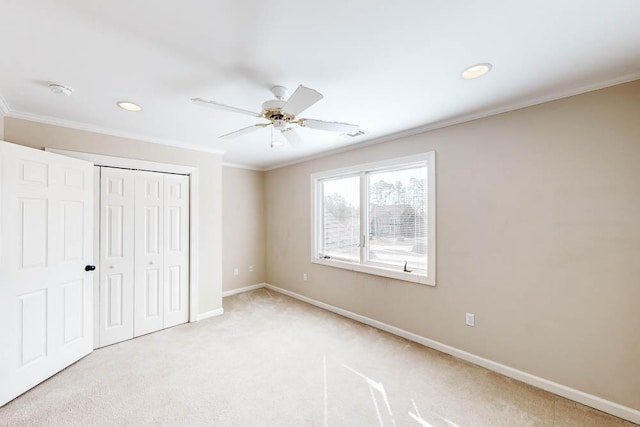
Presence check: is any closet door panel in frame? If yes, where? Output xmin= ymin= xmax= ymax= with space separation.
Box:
xmin=163 ymin=174 xmax=189 ymax=328
xmin=99 ymin=168 xmax=135 ymax=347
xmin=134 ymin=171 xmax=164 ymax=337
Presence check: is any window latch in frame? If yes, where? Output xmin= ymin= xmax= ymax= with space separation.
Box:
xmin=403 ymin=261 xmax=412 ymax=273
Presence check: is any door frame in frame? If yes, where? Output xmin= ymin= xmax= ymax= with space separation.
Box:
xmin=45 ymin=149 xmax=200 ymax=347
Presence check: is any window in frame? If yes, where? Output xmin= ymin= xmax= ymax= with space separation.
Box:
xmin=311 ymin=152 xmax=436 ymax=285
xmin=319 ymin=174 xmax=360 ymax=262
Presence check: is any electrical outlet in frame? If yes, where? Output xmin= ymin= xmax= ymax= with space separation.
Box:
xmin=233 ymin=268 xmax=239 ymax=276
xmin=465 ymin=312 xmax=475 ymax=327
xmin=249 ymin=265 xmax=254 ymax=272
xmin=303 ymin=273 xmax=308 ymax=281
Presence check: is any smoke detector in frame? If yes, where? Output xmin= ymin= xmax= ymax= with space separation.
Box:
xmin=48 ymin=83 xmax=74 ymax=96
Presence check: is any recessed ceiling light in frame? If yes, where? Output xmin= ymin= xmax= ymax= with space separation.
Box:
xmin=117 ymin=101 xmax=142 ymax=112
xmin=461 ymin=63 xmax=492 ymax=80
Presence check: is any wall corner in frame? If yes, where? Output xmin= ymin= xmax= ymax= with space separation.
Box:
xmin=0 ymin=94 xmax=9 ymax=140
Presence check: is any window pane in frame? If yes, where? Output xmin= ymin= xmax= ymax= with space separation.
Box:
xmin=321 ymin=175 xmax=360 ymax=262
xmin=368 ymin=166 xmax=427 ymax=270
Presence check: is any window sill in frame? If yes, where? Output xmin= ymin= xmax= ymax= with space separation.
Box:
xmin=311 ymin=257 xmax=435 ymax=286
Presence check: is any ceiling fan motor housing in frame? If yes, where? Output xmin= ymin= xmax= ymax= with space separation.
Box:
xmin=261 ymin=99 xmax=286 ymax=111
xmin=261 ymin=99 xmax=294 ymax=123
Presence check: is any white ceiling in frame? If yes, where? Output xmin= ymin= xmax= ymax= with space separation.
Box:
xmin=1 ymin=1 xmax=639 ymax=169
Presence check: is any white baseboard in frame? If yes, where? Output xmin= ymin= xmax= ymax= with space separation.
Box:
xmin=222 ymin=283 xmax=266 ymax=297
xmin=264 ymin=283 xmax=640 ymax=424
xmin=196 ymin=308 xmax=224 ymax=321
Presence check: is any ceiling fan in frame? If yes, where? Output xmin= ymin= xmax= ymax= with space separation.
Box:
xmin=191 ymin=85 xmax=360 ymax=147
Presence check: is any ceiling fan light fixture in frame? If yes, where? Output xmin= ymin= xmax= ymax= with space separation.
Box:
xmin=461 ymin=63 xmax=492 ymax=80
xmin=273 ymin=119 xmax=288 ymax=131
xmin=117 ymin=101 xmax=143 ymax=112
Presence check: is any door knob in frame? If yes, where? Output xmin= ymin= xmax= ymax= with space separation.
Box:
xmin=85 ymin=265 xmax=96 ymax=272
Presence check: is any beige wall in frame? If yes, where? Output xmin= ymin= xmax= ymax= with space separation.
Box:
xmin=265 ymin=80 xmax=640 ymax=409
xmin=3 ymin=118 xmax=224 ymax=314
xmin=0 ymin=115 xmax=5 ymax=140
xmin=222 ymin=166 xmax=265 ymax=291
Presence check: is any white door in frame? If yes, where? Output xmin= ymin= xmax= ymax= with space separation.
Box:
xmin=134 ymin=171 xmax=164 ymax=336
xmin=97 ymin=168 xmax=190 ymax=346
xmin=98 ymin=168 xmax=135 ymax=347
xmin=0 ymin=141 xmax=94 ymax=407
xmin=163 ymin=174 xmax=190 ymax=328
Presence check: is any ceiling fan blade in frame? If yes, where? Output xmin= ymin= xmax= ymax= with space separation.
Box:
xmin=281 ymin=128 xmax=303 ymax=147
xmin=300 ymin=119 xmax=360 ymax=134
xmin=219 ymin=123 xmax=268 ymax=139
xmin=191 ymin=97 xmax=262 ymax=117
xmin=281 ymin=85 xmax=323 ymax=116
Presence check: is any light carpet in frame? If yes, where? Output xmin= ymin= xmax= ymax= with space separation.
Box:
xmin=0 ymin=288 xmax=635 ymax=426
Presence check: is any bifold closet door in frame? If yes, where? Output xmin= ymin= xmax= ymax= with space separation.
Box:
xmin=98 ymin=168 xmax=189 ymax=346
xmin=134 ymin=171 xmax=164 ymax=337
xmin=163 ymin=174 xmax=189 ymax=328
xmin=99 ymin=168 xmax=135 ymax=347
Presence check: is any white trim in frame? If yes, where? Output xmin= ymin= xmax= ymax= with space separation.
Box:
xmin=310 ymin=152 xmax=436 ymax=286
xmin=0 ymin=94 xmax=9 ymax=117
xmin=196 ymin=308 xmax=224 ymax=321
xmin=311 ymin=258 xmax=430 ymax=285
xmin=45 ymin=149 xmax=202 ymax=323
xmin=188 ymin=171 xmax=200 ymax=323
xmin=7 ymin=110 xmax=224 ymax=155
xmin=427 ymin=152 xmax=436 ymax=284
xmin=46 ymin=149 xmax=197 ymax=174
xmin=222 ymin=283 xmax=266 ymax=297
xmin=264 ymin=72 xmax=640 ymax=171
xmin=222 ymin=162 xmax=263 ymax=171
xmin=264 ymin=283 xmax=640 ymax=424
xmin=92 ymin=166 xmax=101 ymax=349
xmin=310 ymin=152 xmax=433 ymax=181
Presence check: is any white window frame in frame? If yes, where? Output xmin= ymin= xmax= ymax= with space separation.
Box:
xmin=310 ymin=152 xmax=436 ymax=286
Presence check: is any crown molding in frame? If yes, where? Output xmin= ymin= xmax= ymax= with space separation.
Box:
xmin=0 ymin=94 xmax=9 ymax=117
xmin=5 ymin=109 xmax=225 ymax=155
xmin=3 ymin=71 xmax=640 ymax=170
xmin=263 ymin=72 xmax=640 ymax=171
xmin=222 ymin=162 xmax=264 ymax=171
